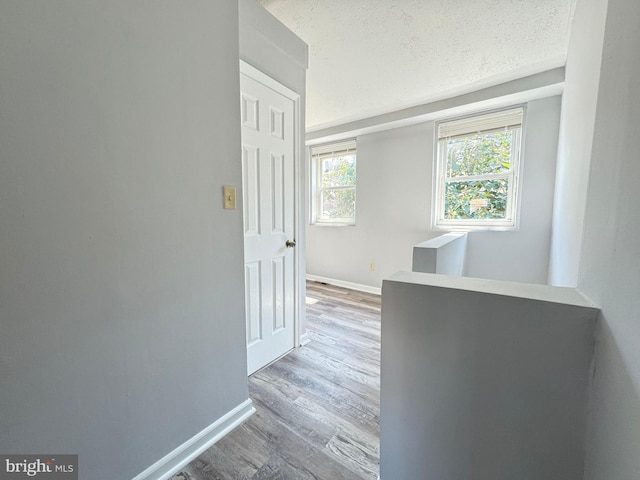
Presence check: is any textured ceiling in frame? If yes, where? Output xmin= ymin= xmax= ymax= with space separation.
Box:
xmin=258 ymin=0 xmax=576 ymax=130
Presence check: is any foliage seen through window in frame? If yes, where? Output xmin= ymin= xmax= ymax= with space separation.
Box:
xmin=444 ymin=131 xmax=512 ymax=220
xmin=312 ymin=140 xmax=356 ymax=224
xmin=435 ymin=107 xmax=523 ymax=228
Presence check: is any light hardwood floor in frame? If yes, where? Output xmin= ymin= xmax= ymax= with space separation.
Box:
xmin=170 ymin=281 xmax=381 ymax=480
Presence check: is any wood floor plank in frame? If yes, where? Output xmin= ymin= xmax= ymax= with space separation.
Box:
xmin=170 ymin=281 xmax=381 ymax=480
xmin=325 ymin=427 xmax=379 ymax=479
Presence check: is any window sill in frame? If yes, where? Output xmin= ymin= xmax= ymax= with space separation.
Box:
xmin=432 ymin=223 xmax=518 ymax=232
xmin=310 ymin=222 xmax=356 ymax=227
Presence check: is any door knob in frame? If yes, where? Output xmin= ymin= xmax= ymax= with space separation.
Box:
xmin=285 ymin=240 xmax=296 ymax=248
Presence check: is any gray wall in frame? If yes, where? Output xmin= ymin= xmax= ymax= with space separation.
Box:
xmin=577 ymin=0 xmax=640 ymax=478
xmin=308 ymin=122 xmax=432 ymax=288
xmin=548 ymin=0 xmax=608 ymax=287
xmin=0 ymin=2 xmax=248 ymax=479
xmin=380 ymin=272 xmax=598 ymax=480
xmin=307 ymin=96 xmax=561 ymax=287
xmin=239 ymin=0 xmax=307 ymax=95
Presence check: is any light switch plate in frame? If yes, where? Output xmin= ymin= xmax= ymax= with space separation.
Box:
xmin=223 ymin=185 xmax=236 ymax=210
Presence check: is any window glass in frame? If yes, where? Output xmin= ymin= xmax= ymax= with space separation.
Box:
xmin=444 ymin=178 xmax=510 ymax=220
xmin=321 ymin=188 xmax=356 ymax=220
xmin=321 ymin=155 xmax=356 ymax=188
xmin=311 ymin=140 xmax=356 ymax=224
xmin=435 ymin=107 xmax=523 ymax=229
xmin=446 ymin=131 xmax=512 ymax=177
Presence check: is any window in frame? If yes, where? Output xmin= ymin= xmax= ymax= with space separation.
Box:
xmin=434 ymin=107 xmax=524 ymax=229
xmin=311 ymin=140 xmax=356 ymax=224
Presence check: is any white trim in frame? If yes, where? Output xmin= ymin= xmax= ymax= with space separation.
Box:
xmin=432 ymin=105 xmax=525 ymax=230
xmin=293 ymin=88 xmax=306 ymax=350
xmin=306 ymin=274 xmax=381 ymax=295
xmin=240 ymin=60 xmax=298 ymax=99
xmin=310 ymin=140 xmax=357 ymax=225
xmin=299 ymin=332 xmax=312 ymax=346
xmin=239 ymin=59 xmax=306 ymax=362
xmin=132 ymin=399 xmax=256 ymax=480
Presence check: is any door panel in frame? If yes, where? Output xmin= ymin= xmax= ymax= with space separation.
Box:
xmin=242 ymin=146 xmax=260 ymax=236
xmin=245 ymin=261 xmax=262 ymax=346
xmin=241 ymin=71 xmax=295 ymax=375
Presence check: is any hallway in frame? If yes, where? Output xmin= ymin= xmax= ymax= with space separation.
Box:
xmin=172 ymin=281 xmax=381 ymax=479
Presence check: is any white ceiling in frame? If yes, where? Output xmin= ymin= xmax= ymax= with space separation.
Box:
xmin=258 ymin=0 xmax=576 ymax=131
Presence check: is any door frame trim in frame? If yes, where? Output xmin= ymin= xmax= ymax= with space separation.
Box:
xmin=239 ymin=60 xmax=305 ymax=350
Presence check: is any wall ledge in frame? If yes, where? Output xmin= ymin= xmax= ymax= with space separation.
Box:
xmin=413 ymin=232 xmax=467 ymax=276
xmin=381 ymin=273 xmax=599 ymax=479
xmin=386 ymin=271 xmax=598 ymax=309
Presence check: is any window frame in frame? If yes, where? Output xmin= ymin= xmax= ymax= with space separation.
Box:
xmin=310 ymin=140 xmax=357 ymax=226
xmin=433 ymin=106 xmax=525 ymax=231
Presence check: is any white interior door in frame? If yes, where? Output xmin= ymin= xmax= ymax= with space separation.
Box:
xmin=241 ymin=68 xmax=296 ymax=375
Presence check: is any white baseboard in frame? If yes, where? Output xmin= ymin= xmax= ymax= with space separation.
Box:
xmin=306 ymin=274 xmax=381 ymax=295
xmin=132 ymin=399 xmax=256 ymax=480
xmin=299 ymin=332 xmax=312 ymax=346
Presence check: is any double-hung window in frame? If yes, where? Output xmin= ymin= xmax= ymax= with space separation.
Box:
xmin=434 ymin=107 xmax=524 ymax=229
xmin=311 ymin=140 xmax=356 ymax=225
